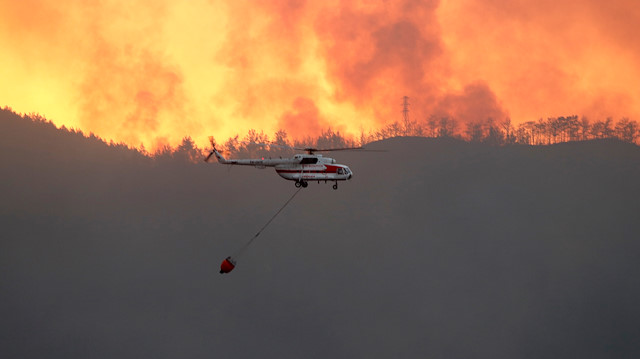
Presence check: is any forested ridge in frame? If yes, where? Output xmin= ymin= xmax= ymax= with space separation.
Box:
xmin=2 ymin=106 xmax=640 ymax=358
xmin=2 ymin=107 xmax=638 ymax=162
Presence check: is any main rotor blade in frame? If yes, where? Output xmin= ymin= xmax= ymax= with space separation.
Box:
xmin=309 ymin=146 xmax=363 ymax=152
xmin=238 ymin=141 xmax=303 ymax=151
xmin=307 ymin=147 xmax=386 ymax=152
xmin=231 ymin=140 xmax=386 ymax=154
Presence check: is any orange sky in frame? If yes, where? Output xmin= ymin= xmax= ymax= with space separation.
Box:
xmin=2 ymin=0 xmax=639 ymax=150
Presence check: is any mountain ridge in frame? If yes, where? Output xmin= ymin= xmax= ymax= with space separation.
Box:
xmin=2 ymin=109 xmax=640 ymax=358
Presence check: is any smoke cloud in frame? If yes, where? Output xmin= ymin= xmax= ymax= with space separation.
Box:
xmin=278 ymin=97 xmax=331 ymax=137
xmin=1 ymin=0 xmax=639 ymax=149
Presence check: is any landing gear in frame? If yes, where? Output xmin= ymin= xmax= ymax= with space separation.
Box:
xmin=332 ymin=183 xmax=338 ymax=190
xmin=295 ymin=181 xmax=308 ymax=188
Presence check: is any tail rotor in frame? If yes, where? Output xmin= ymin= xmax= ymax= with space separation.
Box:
xmin=204 ymin=136 xmax=217 ymax=162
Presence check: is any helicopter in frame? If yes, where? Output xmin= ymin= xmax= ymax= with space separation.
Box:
xmin=204 ymin=138 xmax=362 ymax=190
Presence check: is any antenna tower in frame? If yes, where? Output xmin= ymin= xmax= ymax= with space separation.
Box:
xmin=402 ymin=96 xmax=410 ymax=136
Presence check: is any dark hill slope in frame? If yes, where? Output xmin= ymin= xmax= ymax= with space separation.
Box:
xmin=2 ymin=111 xmax=640 ymax=358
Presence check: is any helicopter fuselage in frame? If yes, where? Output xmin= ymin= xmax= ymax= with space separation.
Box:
xmin=274 ymin=161 xmax=352 ymax=183
xmin=210 ymin=150 xmax=353 ymax=189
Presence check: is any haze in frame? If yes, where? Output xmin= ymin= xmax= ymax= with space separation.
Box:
xmin=2 ymin=110 xmax=640 ymax=358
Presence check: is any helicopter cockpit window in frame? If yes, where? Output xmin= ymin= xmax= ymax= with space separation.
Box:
xmin=337 ymin=168 xmax=344 ymax=175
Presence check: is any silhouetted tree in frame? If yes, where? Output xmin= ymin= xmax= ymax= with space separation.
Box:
xmin=426 ymin=115 xmax=438 ymax=138
xmin=293 ymin=135 xmax=316 ymax=151
xmin=316 ymin=128 xmax=354 ymax=149
xmin=242 ymin=129 xmax=270 ymax=157
xmin=603 ymin=117 xmax=615 ymax=138
xmin=591 ymin=120 xmax=605 ymax=139
xmin=501 ymin=118 xmax=516 ymax=144
xmin=271 ymin=129 xmax=294 ymax=157
xmin=402 ymin=119 xmax=424 ymax=137
xmin=615 ymin=118 xmax=640 ymax=143
xmin=273 ymin=129 xmax=290 ymax=147
xmin=534 ymin=119 xmax=548 ymax=145
xmin=438 ymin=117 xmax=458 ymax=138
xmin=465 ymin=121 xmax=485 ymax=143
xmin=138 ymin=143 xmax=149 ymax=157
xmin=154 ymin=143 xmax=174 ymax=161
xmin=375 ymin=121 xmax=403 ymax=140
xmin=591 ymin=117 xmax=615 ymax=139
xmin=223 ymin=135 xmax=241 ymax=157
xmin=516 ymin=121 xmax=536 ymax=145
xmin=358 ymin=126 xmax=375 ymax=147
xmin=565 ymin=116 xmax=580 ymax=142
xmin=483 ymin=119 xmax=505 ymax=145
xmin=174 ymin=136 xmax=201 ymax=163
xmin=579 ymin=117 xmax=591 ymax=141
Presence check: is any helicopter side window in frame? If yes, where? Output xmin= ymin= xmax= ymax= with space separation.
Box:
xmin=337 ymin=168 xmax=344 ymax=175
xmin=300 ymin=157 xmax=318 ymax=164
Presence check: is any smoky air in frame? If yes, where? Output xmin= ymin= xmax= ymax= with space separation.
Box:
xmin=2 ymin=110 xmax=640 ymax=359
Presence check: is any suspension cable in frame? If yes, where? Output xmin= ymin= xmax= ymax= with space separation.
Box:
xmin=232 ymin=187 xmax=302 ymax=258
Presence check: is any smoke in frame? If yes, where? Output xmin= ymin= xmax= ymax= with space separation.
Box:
xmin=78 ymin=46 xmax=187 ymax=150
xmin=438 ymin=0 xmax=640 ymax=122
xmin=278 ymin=97 xmax=330 ymax=137
xmin=433 ymin=82 xmax=507 ymax=124
xmin=1 ymin=0 xmax=639 ymax=150
xmin=314 ymin=1 xmax=444 ymax=116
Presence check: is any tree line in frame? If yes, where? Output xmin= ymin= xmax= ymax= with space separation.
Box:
xmin=214 ymin=115 xmax=639 ymax=159
xmin=368 ymin=115 xmax=640 ymax=146
xmin=4 ymin=106 xmax=638 ymax=162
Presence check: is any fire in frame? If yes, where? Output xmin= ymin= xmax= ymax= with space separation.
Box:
xmin=1 ymin=0 xmax=639 ymax=152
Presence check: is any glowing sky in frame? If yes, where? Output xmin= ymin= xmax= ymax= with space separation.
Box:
xmin=2 ymin=0 xmax=639 ymax=150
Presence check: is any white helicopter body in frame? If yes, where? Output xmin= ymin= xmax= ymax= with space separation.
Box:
xmin=207 ymin=147 xmax=353 ymax=189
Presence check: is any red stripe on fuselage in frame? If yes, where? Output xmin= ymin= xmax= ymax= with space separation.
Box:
xmin=276 ymin=170 xmax=332 ymax=174
xmin=276 ymin=165 xmax=342 ymax=174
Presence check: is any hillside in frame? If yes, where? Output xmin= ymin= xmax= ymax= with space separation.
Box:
xmin=2 ymin=111 xmax=640 ymax=358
